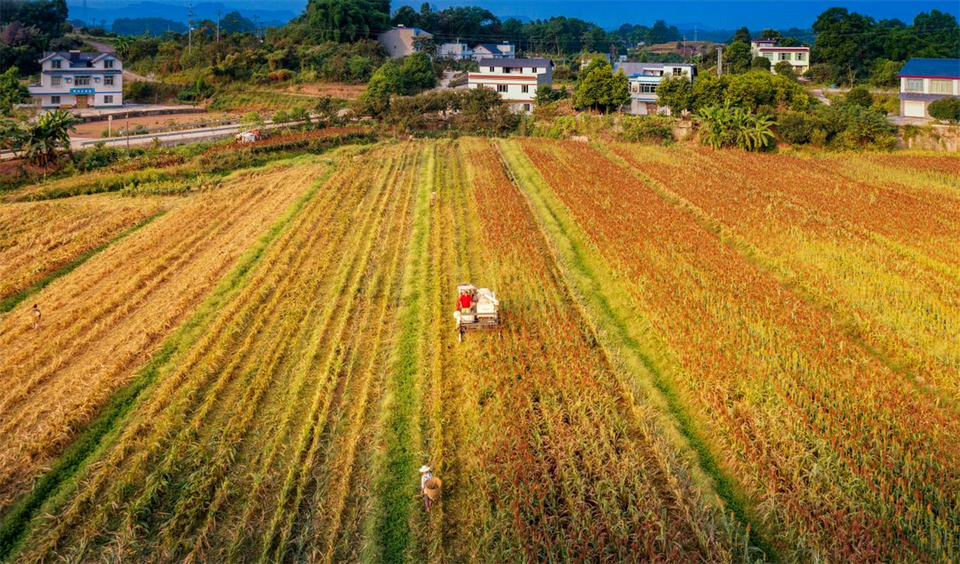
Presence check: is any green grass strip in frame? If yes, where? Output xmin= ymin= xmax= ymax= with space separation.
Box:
xmin=0 ymin=210 xmax=167 ymax=315
xmin=370 ymin=147 xmax=433 ymax=564
xmin=0 ymin=163 xmax=333 ymax=563
xmin=496 ymin=139 xmax=776 ymax=563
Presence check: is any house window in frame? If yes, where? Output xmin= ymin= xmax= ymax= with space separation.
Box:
xmin=51 ymin=76 xmax=61 ymax=86
xmin=104 ymin=59 xmax=114 ymax=68
xmin=104 ymin=95 xmax=114 ymax=104
xmin=673 ymin=67 xmax=683 ymax=76
xmin=51 ymin=95 xmax=61 ymax=105
xmin=521 ymin=85 xmax=529 ymax=93
xmin=763 ymin=53 xmax=774 ymax=61
xmin=641 ymin=84 xmax=658 ymax=93
xmin=51 ymin=60 xmax=61 ymax=69
xmin=76 ymin=76 xmax=91 ymax=86
xmin=779 ymin=53 xmax=790 ymax=61
xmin=905 ymin=78 xmax=924 ymax=93
xmin=489 ymin=67 xmax=495 ymax=72
xmin=795 ymin=52 xmax=806 ymax=61
xmin=523 ymin=103 xmax=531 ymax=112
xmin=931 ymin=79 xmax=952 ymax=94
xmin=497 ymin=84 xmax=508 ymax=93
xmin=105 ymin=76 xmax=114 ymax=86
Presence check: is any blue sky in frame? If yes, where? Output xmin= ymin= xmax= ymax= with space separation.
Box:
xmin=77 ymin=1 xmax=960 ymax=31
xmin=403 ymin=1 xmax=960 ymax=30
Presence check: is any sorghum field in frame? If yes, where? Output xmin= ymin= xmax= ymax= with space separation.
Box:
xmin=0 ymin=137 xmax=957 ymax=563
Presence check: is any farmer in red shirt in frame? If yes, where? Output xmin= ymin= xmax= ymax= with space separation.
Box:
xmin=457 ymin=291 xmax=473 ymax=312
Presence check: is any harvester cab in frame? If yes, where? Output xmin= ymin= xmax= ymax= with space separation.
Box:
xmin=454 ymin=283 xmax=500 ymax=342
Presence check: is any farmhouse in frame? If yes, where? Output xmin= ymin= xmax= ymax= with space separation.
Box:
xmin=750 ymin=39 xmax=810 ymax=74
xmin=439 ymin=42 xmax=473 ymax=60
xmin=470 ymin=42 xmax=515 ymax=61
xmin=898 ymin=58 xmax=960 ymax=118
xmin=614 ymin=62 xmax=696 ymax=115
xmin=28 ymin=50 xmax=123 ymax=109
xmin=376 ymin=26 xmax=433 ymax=59
xmin=468 ymin=58 xmax=553 ymax=113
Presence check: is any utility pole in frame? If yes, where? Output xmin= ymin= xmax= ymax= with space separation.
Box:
xmin=716 ymin=45 xmax=724 ymax=76
xmin=253 ymin=15 xmax=260 ymax=41
xmin=187 ymin=2 xmax=195 ymax=53
xmin=215 ymin=9 xmax=220 ymax=43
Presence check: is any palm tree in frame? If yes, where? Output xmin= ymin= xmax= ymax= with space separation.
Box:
xmin=24 ymin=110 xmax=76 ymax=168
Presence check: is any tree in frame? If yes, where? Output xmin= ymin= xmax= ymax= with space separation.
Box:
xmin=869 ymin=59 xmax=903 ymax=87
xmin=573 ymin=58 xmax=628 ymax=113
xmin=304 ymin=0 xmax=389 ymax=43
xmin=732 ymin=26 xmax=751 ymax=43
xmin=656 ymin=75 xmax=694 ymax=114
xmin=759 ymin=28 xmax=781 ymax=41
xmin=220 ymin=11 xmax=256 ymax=35
xmin=0 ymin=66 xmax=29 ymax=116
xmin=812 ymin=8 xmax=878 ymax=84
xmin=400 ymin=52 xmax=435 ymax=93
xmin=773 ymin=61 xmax=796 ymax=78
xmin=535 ymin=84 xmax=569 ymax=104
xmin=724 ymin=41 xmax=752 ymax=74
xmin=113 ymin=36 xmax=133 ymax=58
xmin=752 ymin=56 xmax=771 ymax=71
xmin=698 ymin=104 xmax=775 ymax=151
xmin=357 ymin=59 xmax=402 ymax=115
xmin=23 ymin=109 xmax=75 ymax=167
xmin=928 ymin=98 xmax=960 ymax=123
xmin=845 ymin=86 xmax=873 ymax=108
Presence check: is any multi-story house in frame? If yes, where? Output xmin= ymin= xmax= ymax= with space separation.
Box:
xmin=898 ymin=58 xmax=960 ymax=118
xmin=28 ymin=50 xmax=123 ymax=109
xmin=470 ymin=42 xmax=515 ymax=62
xmin=750 ymin=39 xmax=810 ymax=75
xmin=439 ymin=42 xmax=473 ymax=60
xmin=377 ymin=26 xmax=433 ymax=59
xmin=467 ymin=58 xmax=553 ymax=113
xmin=614 ymin=62 xmax=696 ymax=115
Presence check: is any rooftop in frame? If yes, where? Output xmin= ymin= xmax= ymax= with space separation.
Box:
xmin=477 ymin=58 xmax=552 ymax=68
xmin=41 ymin=50 xmax=117 ymax=68
xmin=899 ymin=58 xmax=960 ymax=79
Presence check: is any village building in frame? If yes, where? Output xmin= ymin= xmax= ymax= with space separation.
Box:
xmin=898 ymin=58 xmax=960 ymax=118
xmin=470 ymin=42 xmax=515 ymax=61
xmin=28 ymin=50 xmax=123 ymax=109
xmin=468 ymin=58 xmax=553 ymax=113
xmin=614 ymin=62 xmax=696 ymax=115
xmin=750 ymin=39 xmax=810 ymax=75
xmin=438 ymin=42 xmax=473 ymax=60
xmin=376 ymin=26 xmax=433 ymax=59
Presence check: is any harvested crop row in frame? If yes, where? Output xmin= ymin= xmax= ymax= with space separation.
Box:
xmin=607 ymin=143 xmax=960 ymax=403
xmin=0 ymin=195 xmax=166 ymax=302
xmin=516 ymin=138 xmax=960 ymax=562
xmin=14 ymin=144 xmax=419 ymax=563
xmin=0 ymin=162 xmax=318 ymax=516
xmin=696 ymin=148 xmax=960 ymax=276
xmin=446 ymin=138 xmax=736 ymax=562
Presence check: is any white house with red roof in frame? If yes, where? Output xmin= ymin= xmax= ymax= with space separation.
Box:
xmin=750 ymin=39 xmax=810 ymax=75
xmin=468 ymin=58 xmax=553 ymax=113
xmin=28 ymin=50 xmax=123 ymax=109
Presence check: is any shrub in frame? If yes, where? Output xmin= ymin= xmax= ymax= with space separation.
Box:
xmin=773 ymin=61 xmax=796 ymax=79
xmin=752 ymin=56 xmax=771 ymax=71
xmin=777 ymin=110 xmax=825 ymax=145
xmin=928 ymin=98 xmax=960 ymax=123
xmin=698 ymin=105 xmax=775 ymax=151
xmin=805 ymin=63 xmax=833 ymax=84
xmin=620 ymin=116 xmax=674 ymax=144
xmin=845 ymin=86 xmax=873 ymax=108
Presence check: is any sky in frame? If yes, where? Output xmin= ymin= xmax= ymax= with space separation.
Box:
xmin=75 ymin=1 xmax=960 ymax=31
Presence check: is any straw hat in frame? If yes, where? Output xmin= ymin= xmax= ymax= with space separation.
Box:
xmin=419 ymin=465 xmax=431 ymax=473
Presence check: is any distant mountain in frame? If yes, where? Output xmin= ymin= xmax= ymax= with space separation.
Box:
xmin=66 ymin=1 xmax=298 ymax=30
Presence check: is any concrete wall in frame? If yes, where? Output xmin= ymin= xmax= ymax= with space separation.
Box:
xmin=898 ymin=124 xmax=960 ymax=152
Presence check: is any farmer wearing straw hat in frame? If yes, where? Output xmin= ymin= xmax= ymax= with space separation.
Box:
xmin=420 ymin=465 xmax=441 ymax=512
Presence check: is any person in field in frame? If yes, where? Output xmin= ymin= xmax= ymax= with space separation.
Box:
xmin=31 ymin=304 xmax=41 ymax=330
xmin=420 ymin=465 xmax=440 ymax=512
xmin=457 ymin=290 xmax=472 ymax=312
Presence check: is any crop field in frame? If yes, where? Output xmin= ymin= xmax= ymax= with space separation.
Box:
xmin=0 ymin=138 xmax=957 ymax=563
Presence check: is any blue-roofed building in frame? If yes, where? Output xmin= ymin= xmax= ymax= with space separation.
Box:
xmin=377 ymin=26 xmax=433 ymax=59
xmin=614 ymin=62 xmax=696 ymax=115
xmin=471 ymin=42 xmax=515 ymax=62
xmin=898 ymin=58 xmax=960 ymax=118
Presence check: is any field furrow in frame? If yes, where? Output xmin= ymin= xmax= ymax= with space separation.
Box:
xmin=516 ymin=138 xmax=960 ymax=562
